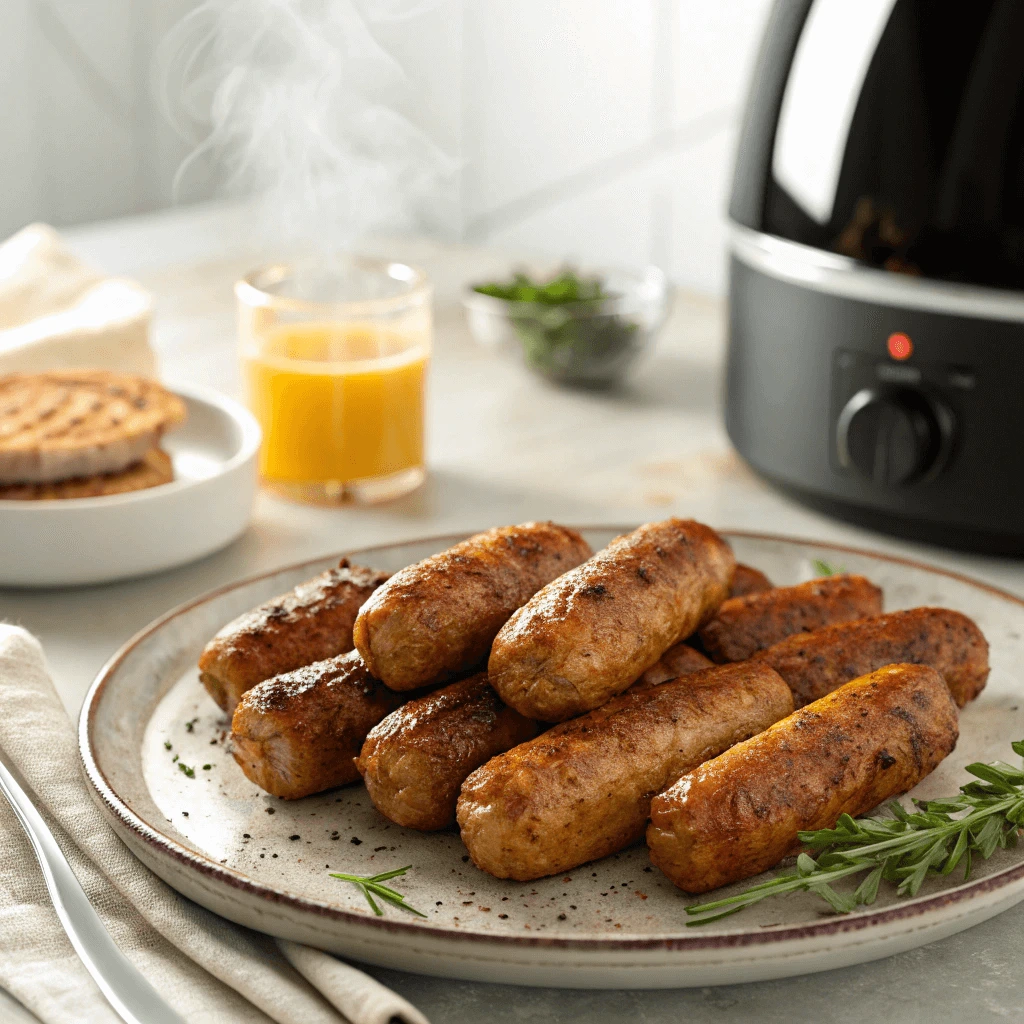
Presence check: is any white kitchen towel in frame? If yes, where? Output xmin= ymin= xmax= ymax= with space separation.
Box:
xmin=0 ymin=625 xmax=429 ymax=1024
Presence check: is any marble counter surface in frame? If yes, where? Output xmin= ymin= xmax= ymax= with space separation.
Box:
xmin=2 ymin=203 xmax=1023 ymax=1022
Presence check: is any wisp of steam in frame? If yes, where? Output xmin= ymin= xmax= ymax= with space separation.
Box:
xmin=157 ymin=0 xmax=458 ymax=248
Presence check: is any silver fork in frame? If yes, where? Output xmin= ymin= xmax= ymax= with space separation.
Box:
xmin=0 ymin=754 xmax=185 ymax=1024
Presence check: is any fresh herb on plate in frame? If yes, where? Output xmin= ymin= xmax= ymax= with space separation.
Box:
xmin=329 ymin=865 xmax=426 ymax=918
xmin=811 ymin=558 xmax=845 ymax=577
xmin=685 ymin=739 xmax=1024 ymax=925
xmin=177 ymin=762 xmax=195 ymax=779
xmin=474 ymin=270 xmax=640 ymax=385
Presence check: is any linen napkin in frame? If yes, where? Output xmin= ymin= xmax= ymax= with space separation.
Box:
xmin=0 ymin=625 xmax=429 ymax=1024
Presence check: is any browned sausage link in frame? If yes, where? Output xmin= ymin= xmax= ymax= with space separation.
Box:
xmin=631 ymin=642 xmax=713 ymax=691
xmin=488 ymin=519 xmax=735 ymax=722
xmin=231 ymin=650 xmax=403 ymax=799
xmin=698 ymin=574 xmax=883 ymax=664
xmin=357 ymin=673 xmax=538 ymax=831
xmin=199 ymin=559 xmax=389 ymax=713
xmin=647 ymin=663 xmax=959 ymax=893
xmin=353 ymin=523 xmax=592 ymax=692
xmin=752 ymin=607 xmax=989 ymax=708
xmin=730 ymin=563 xmax=772 ymax=598
xmin=456 ymin=662 xmax=792 ymax=881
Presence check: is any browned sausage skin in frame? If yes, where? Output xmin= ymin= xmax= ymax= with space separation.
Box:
xmin=231 ymin=651 xmax=402 ymax=799
xmin=357 ymin=673 xmax=537 ymax=831
xmin=199 ymin=559 xmax=389 ymax=713
xmin=753 ymin=607 xmax=989 ymax=707
xmin=730 ymin=563 xmax=772 ymax=598
xmin=647 ymin=663 xmax=959 ymax=893
xmin=457 ymin=662 xmax=792 ymax=881
xmin=698 ymin=574 xmax=883 ymax=663
xmin=353 ymin=523 xmax=592 ymax=692
xmin=631 ymin=642 xmax=713 ymax=691
xmin=488 ymin=519 xmax=735 ymax=721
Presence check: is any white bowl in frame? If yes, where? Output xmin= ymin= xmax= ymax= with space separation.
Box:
xmin=0 ymin=383 xmax=261 ymax=587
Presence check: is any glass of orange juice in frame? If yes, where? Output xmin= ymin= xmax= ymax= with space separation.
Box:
xmin=236 ymin=257 xmax=430 ymax=504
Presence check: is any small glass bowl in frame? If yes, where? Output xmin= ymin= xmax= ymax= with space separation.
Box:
xmin=462 ymin=266 xmax=669 ymax=387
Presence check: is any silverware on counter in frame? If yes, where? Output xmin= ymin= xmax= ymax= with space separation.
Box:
xmin=0 ymin=753 xmax=186 ymax=1024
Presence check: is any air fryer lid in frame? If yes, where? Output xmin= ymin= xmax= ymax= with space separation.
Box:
xmin=734 ymin=0 xmax=1024 ymax=292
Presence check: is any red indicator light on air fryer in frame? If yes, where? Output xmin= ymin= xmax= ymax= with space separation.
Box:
xmin=887 ymin=332 xmax=913 ymax=360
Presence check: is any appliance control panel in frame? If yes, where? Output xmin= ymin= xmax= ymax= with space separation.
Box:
xmin=831 ymin=349 xmax=963 ymax=486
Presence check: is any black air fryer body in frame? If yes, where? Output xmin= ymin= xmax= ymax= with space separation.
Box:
xmin=726 ymin=0 xmax=1024 ymax=553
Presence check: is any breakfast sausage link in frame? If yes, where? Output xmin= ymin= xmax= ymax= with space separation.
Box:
xmin=730 ymin=563 xmax=772 ymax=598
xmin=647 ymin=663 xmax=959 ymax=893
xmin=698 ymin=574 xmax=883 ymax=663
xmin=488 ymin=518 xmax=735 ymax=722
xmin=457 ymin=661 xmax=792 ymax=881
xmin=199 ymin=559 xmax=389 ymax=714
xmin=753 ymin=607 xmax=989 ymax=708
xmin=357 ymin=673 xmax=538 ymax=831
xmin=231 ymin=650 xmax=403 ymax=799
xmin=631 ymin=641 xmax=713 ymax=691
xmin=353 ymin=522 xmax=592 ymax=691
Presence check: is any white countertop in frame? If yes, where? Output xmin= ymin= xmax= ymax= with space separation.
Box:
xmin=3 ymin=201 xmax=1024 ymax=1023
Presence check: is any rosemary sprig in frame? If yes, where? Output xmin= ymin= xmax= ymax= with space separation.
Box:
xmin=686 ymin=740 xmax=1024 ymax=925
xmin=811 ymin=558 xmax=845 ymax=577
xmin=329 ymin=865 xmax=427 ymax=918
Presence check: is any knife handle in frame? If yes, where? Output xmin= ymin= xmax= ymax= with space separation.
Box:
xmin=0 ymin=755 xmax=186 ymax=1024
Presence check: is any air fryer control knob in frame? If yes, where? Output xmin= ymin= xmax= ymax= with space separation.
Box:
xmin=837 ymin=388 xmax=948 ymax=486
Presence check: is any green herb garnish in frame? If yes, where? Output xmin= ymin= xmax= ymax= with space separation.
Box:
xmin=329 ymin=865 xmax=426 ymax=917
xmin=178 ymin=763 xmax=195 ymax=779
xmin=474 ymin=270 xmax=608 ymax=304
xmin=184 ymin=717 xmax=199 ymax=733
xmin=811 ymin=558 xmax=845 ymax=577
xmin=475 ymin=269 xmax=640 ymax=385
xmin=686 ymin=740 xmax=1024 ymax=925
xmin=164 ymin=740 xmax=172 ymax=750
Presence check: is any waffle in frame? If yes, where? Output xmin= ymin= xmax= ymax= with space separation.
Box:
xmin=0 ymin=370 xmax=186 ymax=484
xmin=0 ymin=447 xmax=174 ymax=500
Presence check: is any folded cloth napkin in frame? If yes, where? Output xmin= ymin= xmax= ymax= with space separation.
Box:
xmin=0 ymin=626 xmax=429 ymax=1024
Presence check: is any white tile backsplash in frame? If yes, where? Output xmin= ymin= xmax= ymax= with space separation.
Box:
xmin=670 ymin=0 xmax=774 ymax=122
xmin=662 ymin=127 xmax=740 ymax=297
xmin=0 ymin=0 xmax=43 ymax=240
xmin=486 ymin=162 xmax=659 ymax=273
xmin=461 ymin=0 xmax=658 ymax=218
xmin=1 ymin=0 xmax=775 ymax=296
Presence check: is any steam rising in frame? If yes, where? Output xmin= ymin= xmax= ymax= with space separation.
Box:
xmin=157 ymin=0 xmax=457 ymax=246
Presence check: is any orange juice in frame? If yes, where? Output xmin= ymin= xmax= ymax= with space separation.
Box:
xmin=244 ymin=322 xmax=428 ymax=493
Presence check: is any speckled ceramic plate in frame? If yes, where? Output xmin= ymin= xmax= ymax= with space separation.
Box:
xmin=80 ymin=530 xmax=1024 ymax=988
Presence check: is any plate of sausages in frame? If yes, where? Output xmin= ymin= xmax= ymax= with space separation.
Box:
xmin=79 ymin=521 xmax=1024 ymax=988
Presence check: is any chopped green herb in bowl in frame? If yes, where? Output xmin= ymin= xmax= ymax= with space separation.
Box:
xmin=464 ymin=266 xmax=668 ymax=387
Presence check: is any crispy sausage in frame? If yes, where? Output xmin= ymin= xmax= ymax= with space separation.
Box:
xmin=647 ymin=663 xmax=959 ymax=892
xmin=632 ymin=642 xmax=713 ymax=690
xmin=353 ymin=523 xmax=592 ymax=691
xmin=730 ymin=563 xmax=772 ymax=598
xmin=357 ymin=673 xmax=538 ymax=831
xmin=753 ymin=607 xmax=989 ymax=708
xmin=456 ymin=662 xmax=792 ymax=881
xmin=199 ymin=559 xmax=389 ymax=713
xmin=231 ymin=651 xmax=403 ymax=799
xmin=488 ymin=519 xmax=735 ymax=721
xmin=698 ymin=574 xmax=883 ymax=663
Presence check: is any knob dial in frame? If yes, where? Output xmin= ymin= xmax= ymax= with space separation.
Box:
xmin=836 ymin=388 xmax=946 ymax=486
